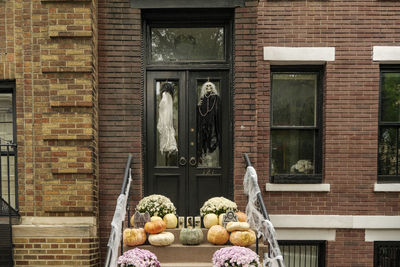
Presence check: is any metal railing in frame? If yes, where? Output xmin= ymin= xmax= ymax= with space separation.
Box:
xmin=104 ymin=154 xmax=133 ymax=267
xmin=0 ymin=139 xmax=18 ymax=267
xmin=244 ymin=153 xmax=285 ymax=267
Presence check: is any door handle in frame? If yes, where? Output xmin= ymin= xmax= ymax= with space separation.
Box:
xmin=179 ymin=156 xmax=187 ymax=166
xmin=189 ymin=157 xmax=197 ymax=166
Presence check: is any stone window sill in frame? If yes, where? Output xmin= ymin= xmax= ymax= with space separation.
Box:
xmin=265 ymin=183 xmax=330 ymax=192
xmin=374 ymin=183 xmax=400 ymax=192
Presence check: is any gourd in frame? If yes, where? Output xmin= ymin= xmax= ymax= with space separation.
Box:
xmin=207 ymin=225 xmax=229 ymax=245
xmin=179 ymin=228 xmax=204 ymax=245
xmin=203 ymin=213 xmax=218 ymax=229
xmin=236 ymin=211 xmax=247 ymax=222
xmin=144 ymin=220 xmax=166 ymax=234
xmin=150 ymin=216 xmax=163 ymax=222
xmin=229 ymin=229 xmax=256 ymax=247
xmin=218 ymin=213 xmax=226 ymax=226
xmin=163 ymin=214 xmax=177 ymax=229
xmin=226 ymin=221 xmax=250 ymax=232
xmin=123 ymin=228 xmax=146 ymax=246
xmin=148 ymin=231 xmax=175 ymax=246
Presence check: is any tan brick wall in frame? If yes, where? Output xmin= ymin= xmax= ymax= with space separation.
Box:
xmin=0 ymin=0 xmax=99 ymax=216
xmin=13 ymin=217 xmax=99 ymax=266
xmin=1 ymin=0 xmax=100 ymax=264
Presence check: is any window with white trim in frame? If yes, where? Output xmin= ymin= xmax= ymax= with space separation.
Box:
xmin=270 ymin=67 xmax=323 ymax=184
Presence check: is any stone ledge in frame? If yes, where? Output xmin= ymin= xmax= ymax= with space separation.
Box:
xmin=374 ymin=183 xmax=400 ymax=192
xmin=21 ymin=216 xmax=96 ymax=225
xmin=265 ymin=183 xmax=330 ymax=192
xmin=13 ymin=224 xmax=97 ymax=237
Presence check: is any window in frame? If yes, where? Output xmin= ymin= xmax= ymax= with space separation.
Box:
xmin=378 ymin=66 xmax=400 ymax=183
xmin=374 ymin=241 xmax=400 ymax=267
xmin=0 ymin=81 xmax=17 ymax=211
xmin=280 ymin=240 xmax=325 ymax=267
xmin=270 ymin=67 xmax=323 ymax=183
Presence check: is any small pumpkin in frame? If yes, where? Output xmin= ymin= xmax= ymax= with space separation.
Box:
xmin=207 ymin=225 xmax=229 ymax=245
xmin=229 ymin=229 xmax=256 ymax=247
xmin=163 ymin=214 xmax=177 ymax=229
xmin=179 ymin=228 xmax=204 ymax=245
xmin=218 ymin=213 xmax=226 ymax=226
xmin=203 ymin=213 xmax=218 ymax=229
xmin=123 ymin=228 xmax=146 ymax=246
xmin=150 ymin=216 xmax=163 ymax=222
xmin=144 ymin=220 xmax=166 ymax=234
xmin=226 ymin=221 xmax=250 ymax=232
xmin=236 ymin=211 xmax=247 ymax=222
xmin=148 ymin=231 xmax=175 ymax=246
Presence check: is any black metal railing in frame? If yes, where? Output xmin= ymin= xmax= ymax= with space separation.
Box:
xmin=374 ymin=241 xmax=400 ymax=267
xmin=104 ymin=154 xmax=133 ymax=267
xmin=244 ymin=153 xmax=285 ymax=267
xmin=0 ymin=140 xmax=18 ymax=267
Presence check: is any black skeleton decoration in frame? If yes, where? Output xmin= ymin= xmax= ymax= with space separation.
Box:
xmin=197 ymin=81 xmax=221 ymax=163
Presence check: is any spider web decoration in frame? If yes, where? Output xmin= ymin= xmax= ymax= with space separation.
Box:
xmin=243 ymin=166 xmax=285 ymax=267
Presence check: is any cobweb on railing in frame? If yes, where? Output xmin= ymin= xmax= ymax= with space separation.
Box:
xmin=107 ymin=169 xmax=132 ymax=267
xmin=244 ymin=166 xmax=285 ymax=267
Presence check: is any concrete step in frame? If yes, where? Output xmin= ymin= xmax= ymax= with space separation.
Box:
xmin=162 ymin=263 xmax=211 ymax=267
xmin=123 ymin=228 xmax=269 ymax=264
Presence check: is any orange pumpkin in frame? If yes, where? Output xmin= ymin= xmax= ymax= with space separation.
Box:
xmin=123 ymin=228 xmax=147 ymax=246
xmin=236 ymin=211 xmax=247 ymax=222
xmin=144 ymin=220 xmax=166 ymax=234
xmin=229 ymin=229 xmax=256 ymax=247
xmin=207 ymin=225 xmax=229 ymax=245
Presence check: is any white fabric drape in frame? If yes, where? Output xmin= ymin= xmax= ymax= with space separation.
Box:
xmin=244 ymin=166 xmax=285 ymax=267
xmin=157 ymin=92 xmax=178 ymax=155
xmin=107 ymin=170 xmax=132 ymax=267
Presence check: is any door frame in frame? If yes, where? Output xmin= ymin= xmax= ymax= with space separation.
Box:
xmin=142 ymin=9 xmax=235 ymax=208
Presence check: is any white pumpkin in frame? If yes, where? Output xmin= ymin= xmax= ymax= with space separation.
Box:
xmin=203 ymin=214 xmax=218 ymax=229
xmin=163 ymin=214 xmax=177 ymax=229
xmin=148 ymin=231 xmax=175 ymax=246
xmin=226 ymin=221 xmax=250 ymax=232
xmin=150 ymin=216 xmax=163 ymax=222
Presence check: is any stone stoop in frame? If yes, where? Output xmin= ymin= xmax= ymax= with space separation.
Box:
xmin=123 ymin=228 xmax=268 ymax=266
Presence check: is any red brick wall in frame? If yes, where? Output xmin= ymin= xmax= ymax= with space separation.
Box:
xmin=256 ymin=0 xmax=400 ymax=216
xmin=327 ymin=229 xmax=373 ymax=267
xmin=98 ymin=0 xmax=142 ymax=262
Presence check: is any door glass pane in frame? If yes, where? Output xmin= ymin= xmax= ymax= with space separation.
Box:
xmin=156 ymin=81 xmax=179 ymax=166
xmin=272 ymin=73 xmax=317 ymax=127
xmin=151 ymin=27 xmax=225 ymax=62
xmin=0 ymin=93 xmax=13 ymax=143
xmin=378 ymin=127 xmax=398 ymax=175
xmin=381 ymin=72 xmax=400 ymax=122
xmin=197 ymin=80 xmax=221 ymax=168
xmin=271 ymin=130 xmax=315 ymax=175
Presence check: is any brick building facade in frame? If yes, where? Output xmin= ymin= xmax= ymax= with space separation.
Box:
xmin=0 ymin=0 xmax=399 ymax=266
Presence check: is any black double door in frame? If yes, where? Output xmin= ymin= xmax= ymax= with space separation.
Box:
xmin=145 ymin=70 xmax=232 ymax=216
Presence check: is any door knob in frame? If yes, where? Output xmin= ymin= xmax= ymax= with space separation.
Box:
xmin=189 ymin=157 xmax=197 ymax=166
xmin=179 ymin=156 xmax=187 ymax=166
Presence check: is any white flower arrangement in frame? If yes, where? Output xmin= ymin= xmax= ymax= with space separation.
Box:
xmin=290 ymin=159 xmax=314 ymax=174
xmin=200 ymin=197 xmax=238 ymax=216
xmin=135 ymin=194 xmax=176 ymax=218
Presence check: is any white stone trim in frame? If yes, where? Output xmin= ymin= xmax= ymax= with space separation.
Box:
xmin=265 ymin=183 xmax=330 ymax=192
xmin=365 ymin=230 xmax=400 ymax=241
xmin=13 ymin=224 xmax=97 ymax=237
xmin=374 ymin=183 xmax=400 ymax=192
xmin=270 ymin=215 xmax=400 ymax=229
xmin=275 ymin=229 xmax=336 ymax=241
xmin=373 ymin=46 xmax=400 ymax=63
xmin=21 ymin=216 xmax=96 ymax=225
xmin=263 ymin=46 xmax=335 ymax=64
